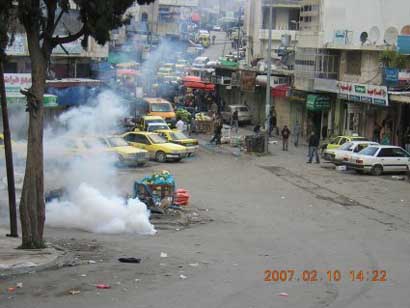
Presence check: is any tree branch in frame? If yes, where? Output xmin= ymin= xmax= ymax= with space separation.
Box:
xmin=51 ymin=25 xmax=86 ymax=47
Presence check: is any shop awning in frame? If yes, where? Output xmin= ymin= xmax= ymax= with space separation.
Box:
xmin=306 ymin=94 xmax=330 ymax=111
xmin=192 ymin=12 xmax=201 ymax=23
xmin=117 ymin=69 xmax=139 ymax=76
xmin=271 ymin=84 xmax=290 ymax=97
xmin=389 ymin=91 xmax=410 ymax=104
xmin=182 ymin=76 xmax=215 ymax=91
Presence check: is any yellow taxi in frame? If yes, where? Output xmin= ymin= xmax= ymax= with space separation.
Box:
xmin=156 ymin=130 xmax=199 ymax=156
xmin=98 ymin=136 xmax=149 ymax=166
xmin=321 ymin=135 xmax=370 ymax=152
xmin=136 ymin=115 xmax=167 ymax=131
xmin=57 ymin=136 xmax=149 ymax=166
xmin=121 ymin=131 xmax=187 ymax=163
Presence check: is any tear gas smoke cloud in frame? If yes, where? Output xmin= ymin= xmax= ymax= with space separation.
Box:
xmin=44 ymin=90 xmax=156 ymax=235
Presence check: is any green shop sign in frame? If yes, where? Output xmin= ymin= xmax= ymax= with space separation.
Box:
xmin=306 ymin=94 xmax=330 ymax=111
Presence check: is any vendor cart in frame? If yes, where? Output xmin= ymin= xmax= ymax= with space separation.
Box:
xmin=133 ymin=181 xmax=175 ymax=209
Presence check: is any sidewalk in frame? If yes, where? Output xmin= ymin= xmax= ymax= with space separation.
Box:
xmin=195 ymin=125 xmax=309 ymax=158
xmin=0 ymin=227 xmax=63 ymax=277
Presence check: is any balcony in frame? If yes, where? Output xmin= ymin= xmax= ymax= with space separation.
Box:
xmin=258 ymin=29 xmax=298 ymax=41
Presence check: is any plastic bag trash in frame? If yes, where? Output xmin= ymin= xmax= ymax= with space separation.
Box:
xmin=392 ymin=176 xmax=405 ymax=181
xmin=88 ymin=260 xmax=97 ymax=264
xmin=280 ymin=196 xmax=286 ymax=200
xmin=7 ymin=287 xmax=16 ymax=293
xmin=118 ymin=257 xmax=141 ymax=264
xmin=16 ymin=283 xmax=23 ymax=289
xmin=160 ymin=252 xmax=168 ymax=258
xmin=69 ymin=290 xmax=81 ymax=295
xmin=189 ymin=263 xmax=199 ymax=267
xmin=96 ymin=284 xmax=111 ymax=289
xmin=80 ymin=274 xmax=87 ymax=277
xmin=278 ymin=292 xmax=288 ymax=298
xmin=179 ymin=274 xmax=187 ymax=279
xmin=336 ymin=165 xmax=347 ymax=171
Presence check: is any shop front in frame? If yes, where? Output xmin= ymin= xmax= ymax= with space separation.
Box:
xmin=337 ymin=82 xmax=390 ymax=141
xmin=306 ymin=94 xmax=331 ymax=139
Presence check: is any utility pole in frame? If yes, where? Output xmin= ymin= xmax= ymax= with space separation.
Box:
xmin=264 ymin=0 xmax=273 ymax=153
xmin=0 ymin=61 xmax=18 ymax=238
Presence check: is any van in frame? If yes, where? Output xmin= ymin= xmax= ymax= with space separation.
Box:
xmin=139 ymin=98 xmax=177 ymax=127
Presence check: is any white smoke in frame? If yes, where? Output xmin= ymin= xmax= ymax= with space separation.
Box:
xmin=44 ymin=90 xmax=156 ymax=235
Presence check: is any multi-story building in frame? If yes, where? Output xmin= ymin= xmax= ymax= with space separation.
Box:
xmin=294 ymin=0 xmax=410 ymax=147
xmin=240 ymin=0 xmax=301 ymax=129
xmin=5 ymin=8 xmax=108 ymax=79
xmin=245 ymin=0 xmax=300 ymax=64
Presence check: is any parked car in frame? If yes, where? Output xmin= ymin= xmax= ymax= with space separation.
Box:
xmin=99 ymin=136 xmax=149 ymax=166
xmin=136 ymin=115 xmax=167 ymax=131
xmin=221 ymin=105 xmax=252 ymax=124
xmin=323 ymin=141 xmax=379 ymax=164
xmin=156 ymin=129 xmax=199 ymax=156
xmin=347 ymin=145 xmax=410 ymax=175
xmin=121 ymin=132 xmax=187 ymax=163
xmin=321 ymin=135 xmax=369 ymax=153
xmin=212 ymin=25 xmax=222 ymax=31
xmin=146 ymin=123 xmax=171 ymax=132
xmin=192 ymin=56 xmax=210 ymax=68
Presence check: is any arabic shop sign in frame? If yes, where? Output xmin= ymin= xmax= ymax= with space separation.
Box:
xmin=337 ymin=81 xmax=389 ymax=107
xmin=4 ymin=74 xmax=32 ymax=93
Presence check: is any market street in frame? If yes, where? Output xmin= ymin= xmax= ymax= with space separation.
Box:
xmin=1 ymin=141 xmax=410 ymax=308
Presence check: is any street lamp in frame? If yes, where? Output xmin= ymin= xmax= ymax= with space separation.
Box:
xmin=264 ymin=0 xmax=273 ymax=153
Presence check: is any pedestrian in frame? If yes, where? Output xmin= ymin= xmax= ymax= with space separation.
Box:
xmin=176 ymin=117 xmax=185 ymax=132
xmin=210 ymin=116 xmax=223 ymax=145
xmin=281 ymin=125 xmax=291 ymax=151
xmin=373 ymin=122 xmax=381 ymax=143
xmin=293 ymin=121 xmax=301 ymax=147
xmin=231 ymin=109 xmax=239 ymax=134
xmin=212 ymin=34 xmax=216 ymax=45
xmin=307 ymin=131 xmax=320 ymax=164
xmin=254 ymin=124 xmax=261 ymax=134
xmin=270 ymin=113 xmax=277 ymax=136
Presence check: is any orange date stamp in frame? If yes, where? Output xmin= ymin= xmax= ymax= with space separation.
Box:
xmin=264 ymin=270 xmax=388 ymax=283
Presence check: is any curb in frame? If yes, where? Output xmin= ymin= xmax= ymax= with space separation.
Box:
xmin=0 ymin=243 xmax=70 ymax=279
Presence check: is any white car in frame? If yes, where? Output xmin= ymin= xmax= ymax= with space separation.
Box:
xmin=323 ymin=141 xmax=379 ymax=165
xmin=213 ymin=25 xmax=222 ymax=31
xmin=347 ymin=145 xmax=410 ymax=175
xmin=192 ymin=56 xmax=209 ymax=68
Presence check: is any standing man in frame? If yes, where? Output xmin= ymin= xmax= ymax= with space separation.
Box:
xmin=307 ymin=131 xmax=320 ymax=164
xmin=281 ymin=125 xmax=291 ymax=151
xmin=293 ymin=121 xmax=301 ymax=147
xmin=231 ymin=109 xmax=239 ymax=134
xmin=176 ymin=117 xmax=185 ymax=132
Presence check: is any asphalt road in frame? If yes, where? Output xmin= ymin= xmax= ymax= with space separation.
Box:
xmin=202 ymin=31 xmax=232 ymax=61
xmin=1 ymin=140 xmax=410 ymax=308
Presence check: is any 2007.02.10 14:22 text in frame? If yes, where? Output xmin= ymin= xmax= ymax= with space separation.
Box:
xmin=264 ymin=270 xmax=388 ymax=283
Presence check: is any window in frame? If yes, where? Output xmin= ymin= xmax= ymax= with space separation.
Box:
xmin=378 ymin=148 xmax=395 ymax=157
xmin=124 ymin=134 xmax=137 ymax=142
xmin=107 ymin=137 xmax=128 ymax=147
xmin=332 ymin=137 xmax=342 ymax=145
xmin=359 ymin=147 xmax=378 ymax=156
xmin=345 ymin=51 xmax=362 ymax=75
xmin=340 ymin=142 xmax=354 ymax=151
xmin=262 ymin=7 xmax=276 ymax=29
xmin=392 ymin=148 xmax=410 ymax=157
xmin=354 ymin=144 xmax=368 ymax=153
xmin=150 ymin=103 xmax=172 ymax=112
xmin=148 ymin=135 xmax=167 ymax=144
xmin=339 ymin=138 xmax=348 ymax=145
xmin=135 ymin=135 xmax=150 ymax=145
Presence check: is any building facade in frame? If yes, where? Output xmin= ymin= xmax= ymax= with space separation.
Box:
xmin=294 ymin=0 xmax=410 ymax=146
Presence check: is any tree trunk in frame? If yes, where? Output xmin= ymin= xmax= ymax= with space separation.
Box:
xmin=19 ymin=33 xmax=47 ymax=249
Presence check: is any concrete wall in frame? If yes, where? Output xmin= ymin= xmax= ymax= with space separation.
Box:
xmin=322 ymin=0 xmax=410 ymax=47
xmin=339 ymin=50 xmax=382 ymax=85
